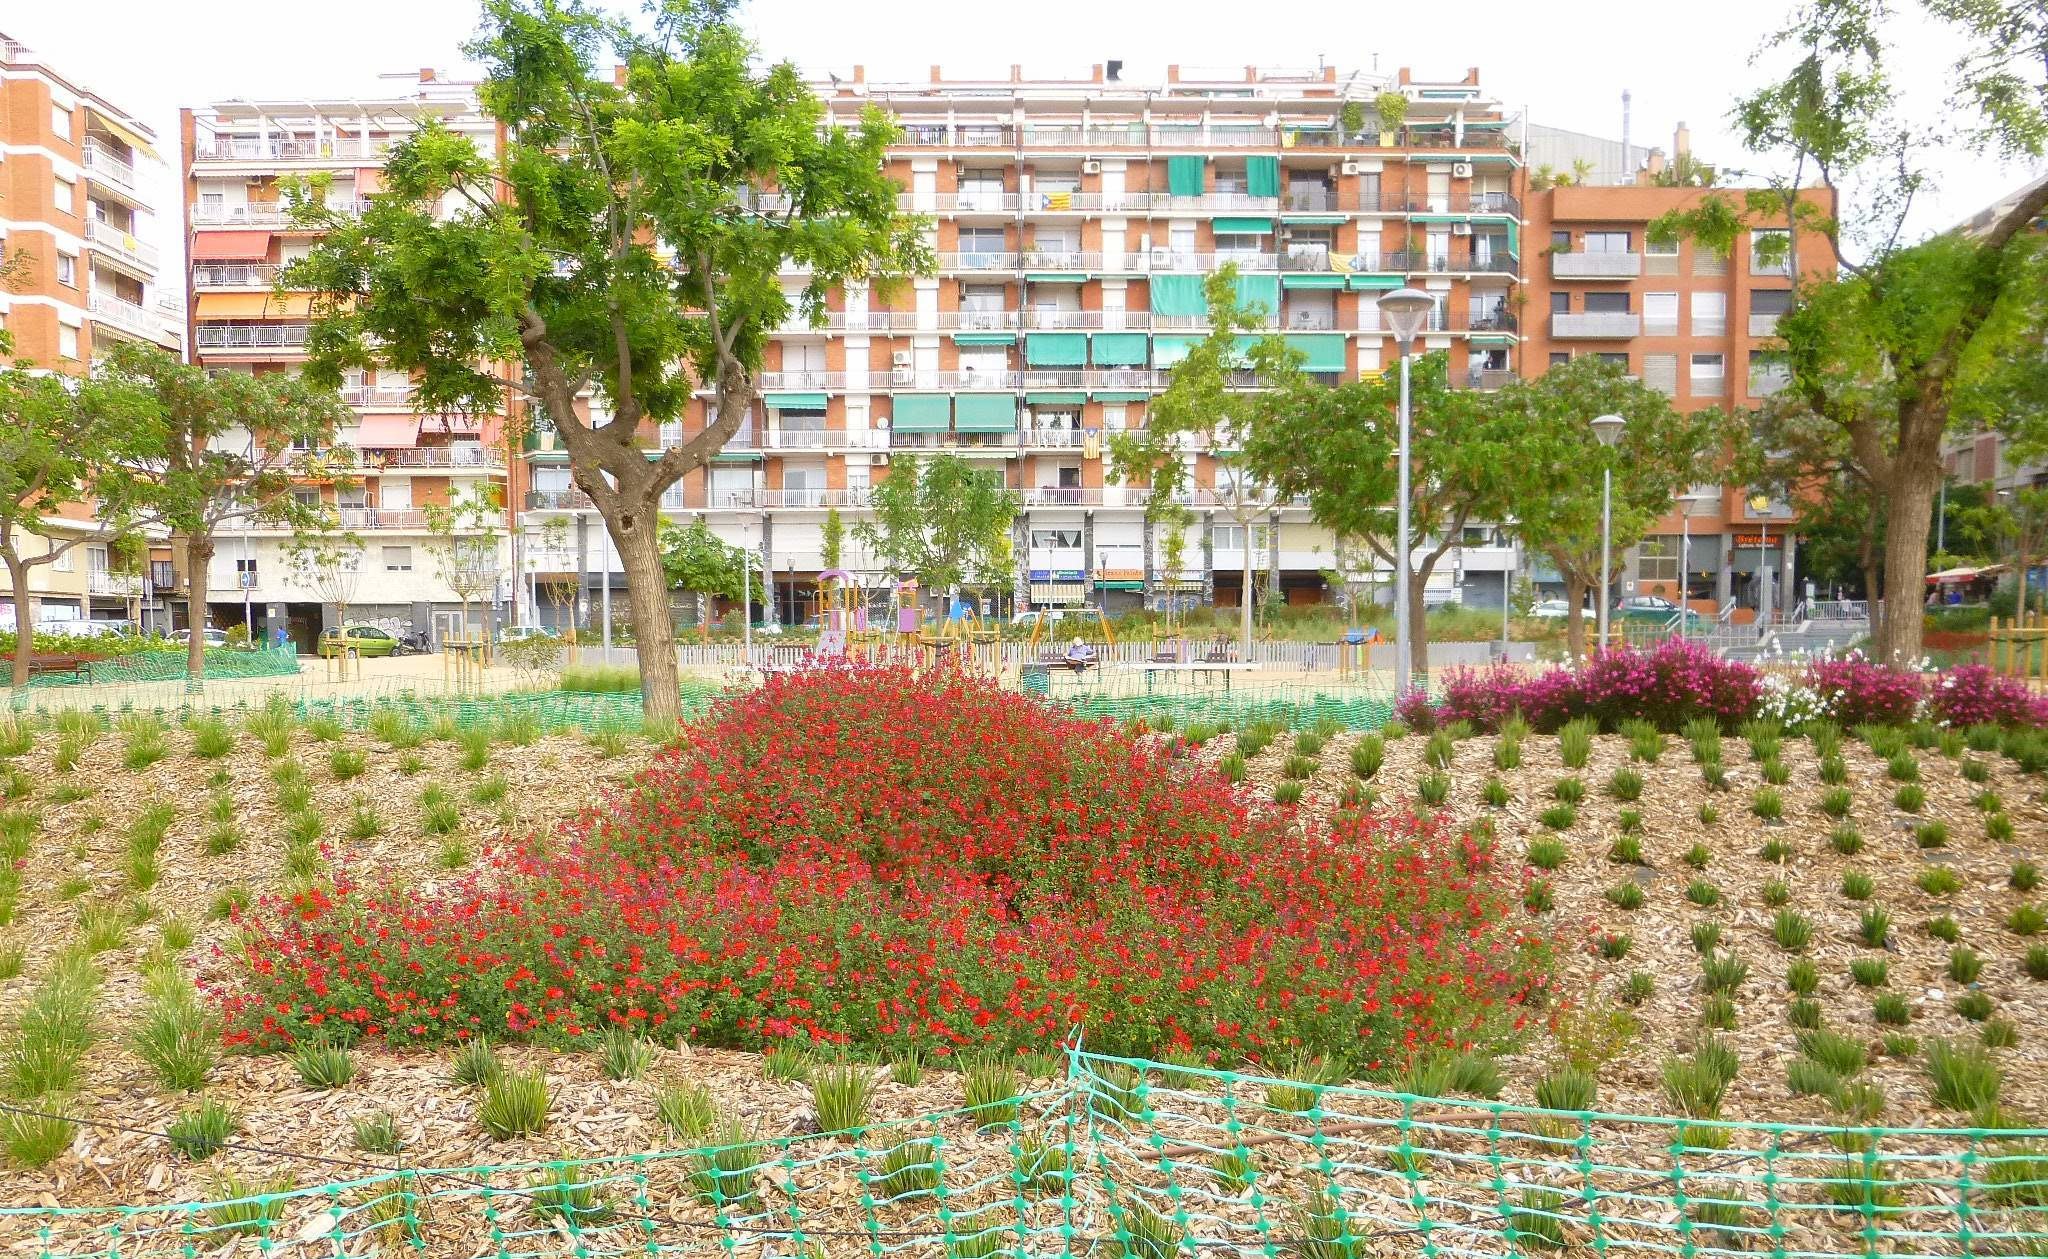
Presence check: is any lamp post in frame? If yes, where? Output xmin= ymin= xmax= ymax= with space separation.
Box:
xmin=1678 ymin=490 xmax=1716 ymax=639
xmin=1376 ymin=286 xmax=1435 ymax=696
xmin=1591 ymin=413 xmax=1626 ymax=652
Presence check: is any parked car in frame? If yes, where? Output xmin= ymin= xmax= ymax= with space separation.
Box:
xmin=497 ymin=625 xmax=559 ymax=645
xmin=1527 ymin=600 xmax=1592 ymax=621
xmin=170 ymin=626 xmax=230 ymax=648
xmin=37 ymin=618 xmax=134 ymax=640
xmin=317 ymin=624 xmax=399 ymax=658
xmin=1614 ymin=595 xmax=1708 ymax=628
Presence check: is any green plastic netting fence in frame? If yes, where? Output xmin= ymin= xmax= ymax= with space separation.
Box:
xmin=17 ymin=645 xmax=301 ymax=689
xmin=3 ymin=1050 xmax=2041 ymax=1257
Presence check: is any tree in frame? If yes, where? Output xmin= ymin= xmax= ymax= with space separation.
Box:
xmin=91 ymin=343 xmax=351 ymax=686
xmin=1650 ymin=0 xmax=2048 ymax=663
xmin=659 ymin=517 xmax=759 ymax=631
xmin=285 ymin=529 xmax=365 ymax=642
xmin=424 ymin=485 xmax=507 ymax=652
xmin=1651 ymin=151 xmax=1720 ymax=187
xmin=819 ymin=506 xmax=845 ymax=572
xmin=1242 ymin=350 xmax=1525 ymax=678
xmin=1111 ymin=268 xmax=1284 ymax=659
xmin=0 ymin=361 xmax=151 ymax=684
xmin=1494 ymin=359 xmax=1729 ymax=658
xmin=287 ymin=0 xmax=926 ymax=726
xmin=853 ymin=453 xmax=1017 ymax=605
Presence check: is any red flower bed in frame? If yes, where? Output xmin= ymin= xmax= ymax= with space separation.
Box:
xmin=222 ymin=666 xmax=1553 ymax=1066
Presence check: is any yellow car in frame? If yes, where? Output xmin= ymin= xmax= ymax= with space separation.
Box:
xmin=316 ymin=624 xmax=399 ymax=658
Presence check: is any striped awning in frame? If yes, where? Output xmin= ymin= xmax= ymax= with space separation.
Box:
xmin=1029 ymin=582 xmax=1088 ymax=605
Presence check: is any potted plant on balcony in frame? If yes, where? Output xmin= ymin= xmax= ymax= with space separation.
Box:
xmin=1340 ymin=100 xmax=1367 ymax=143
xmin=1373 ymin=92 xmax=1407 ymax=146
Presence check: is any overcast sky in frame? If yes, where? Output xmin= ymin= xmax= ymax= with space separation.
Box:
xmin=14 ymin=0 xmax=2043 ymax=275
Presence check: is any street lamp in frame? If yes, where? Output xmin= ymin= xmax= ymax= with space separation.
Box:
xmin=1591 ymin=413 xmax=1627 ymax=651
xmin=1377 ymin=286 xmax=1435 ymax=696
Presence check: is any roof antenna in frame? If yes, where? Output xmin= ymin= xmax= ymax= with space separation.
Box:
xmin=1621 ymin=88 xmax=1632 ymax=183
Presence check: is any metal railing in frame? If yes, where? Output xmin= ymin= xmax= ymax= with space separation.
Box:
xmin=87 ymin=293 xmax=168 ymax=340
xmin=1019 ymin=427 xmax=1090 ymax=448
xmin=86 ymin=570 xmax=143 ymax=597
xmin=191 ymin=262 xmax=283 ymax=289
xmin=84 ymin=219 xmax=159 ymax=270
xmin=194 ymin=136 xmax=388 ymax=162
xmin=336 ymin=507 xmax=429 ymax=529
xmin=188 ymin=199 xmax=369 ymax=227
xmin=194 ymin=323 xmax=310 ymax=350
xmin=1380 ymin=248 xmax=1519 ymax=274
xmin=525 ymin=489 xmax=595 ymax=511
xmin=1466 ymin=367 xmax=1516 ymax=390
xmin=370 ymin=445 xmax=502 ymax=469
xmin=340 ymin=383 xmax=415 ymax=406
xmin=80 ymin=141 xmax=137 ymax=192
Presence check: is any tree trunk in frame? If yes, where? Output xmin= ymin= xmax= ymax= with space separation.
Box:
xmin=606 ymin=504 xmax=683 ymax=728
xmin=1562 ymin=573 xmax=1590 ymax=662
xmin=184 ymin=534 xmax=214 ymax=690
xmin=6 ymin=551 xmax=34 ymax=688
xmin=1858 ymin=501 xmax=1884 ymax=648
xmin=1239 ymin=541 xmax=1253 ymax=661
xmin=1873 ymin=431 xmax=1942 ymax=666
xmin=1407 ymin=568 xmax=1430 ymax=680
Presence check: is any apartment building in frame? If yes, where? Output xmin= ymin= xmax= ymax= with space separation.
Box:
xmin=1941 ymin=172 xmax=2048 ymax=500
xmin=517 ymin=62 xmax=1529 ymax=627
xmin=179 ymin=76 xmax=515 ymax=650
xmin=1521 ymin=164 xmax=1835 ymax=622
xmin=0 ymin=30 xmax=184 ymax=631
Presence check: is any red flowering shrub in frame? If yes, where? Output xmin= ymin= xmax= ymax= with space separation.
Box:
xmin=1433 ymin=639 xmax=1762 ymax=733
xmin=224 ymin=666 xmax=1553 ymax=1067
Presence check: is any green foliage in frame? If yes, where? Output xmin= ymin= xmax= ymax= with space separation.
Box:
xmin=1771 ymin=908 xmax=1815 ymax=952
xmin=963 ymin=1058 xmax=1020 ymax=1128
xmin=1830 ymin=824 xmax=1864 ymax=855
xmin=1851 ymin=957 xmax=1890 ymax=988
xmin=1926 ymin=914 xmax=1962 ymax=943
xmin=0 ymin=1101 xmax=78 ymax=1169
xmin=352 ymin=1109 xmax=402 ymax=1155
xmin=478 ymin=1068 xmax=549 ymax=1140
xmin=1558 ymin=719 xmax=1596 ymax=769
xmin=166 ymin=1098 xmax=238 ymax=1163
xmin=131 ymin=976 xmax=219 ymax=1092
xmin=1691 ymin=921 xmax=1725 ymax=955
xmin=1605 ymin=882 xmax=1646 ymax=911
xmin=873 ymin=1138 xmax=941 ymax=1199
xmin=1481 ymin=777 xmax=1510 ymax=808
xmin=1686 ymin=879 xmax=1722 ymax=907
xmin=1699 ymin=951 xmax=1750 ymax=994
xmin=289 ymin=1036 xmax=355 ymax=1090
xmin=655 ymin=1083 xmax=717 ymax=1141
xmin=1349 ymin=736 xmax=1383 ymax=779
xmin=596 ymin=1027 xmax=652 ymax=1082
xmin=1526 ymin=836 xmax=1567 ymax=870
xmin=1925 ymin=1039 xmax=2002 ymax=1114
xmin=1859 ymin=906 xmax=1894 ymax=948
xmin=1918 ymin=866 xmax=1963 ymax=897
xmin=1538 ymin=803 xmax=1577 ymax=831
xmin=1841 ymin=870 xmax=1875 ymax=901
xmin=1751 ymin=787 xmax=1784 ymax=821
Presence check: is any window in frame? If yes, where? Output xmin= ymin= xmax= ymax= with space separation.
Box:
xmin=53 ymin=178 xmax=74 ymax=214
xmin=1102 ymin=404 xmax=1127 ymax=433
xmin=1211 ymin=524 xmax=1272 ymax=551
xmin=1645 ymin=236 xmax=1680 ymax=275
xmin=379 ymin=477 xmax=412 ymax=510
xmin=1643 ymin=353 xmax=1679 ymax=396
xmin=58 ymin=325 xmax=78 ymax=360
xmin=338 ymin=487 xmax=368 ymax=510
xmin=1548 ymin=351 xmax=1571 ymax=367
xmin=1644 ymin=292 xmax=1679 ymax=335
xmin=1584 ymin=231 xmax=1631 ymax=253
xmin=1691 ymin=291 xmax=1726 ymax=335
xmin=1550 ymin=230 xmax=1571 ymax=251
xmin=960 ymin=283 xmax=1006 ymax=313
xmin=1358 ymin=171 xmax=1382 ymax=208
xmin=1750 ymin=289 xmax=1794 ymax=315
xmin=1031 ymin=528 xmax=1082 ymax=549
xmin=777 ymin=406 xmax=827 ymax=434
xmin=1750 ymin=229 xmax=1792 ymax=275
xmin=1690 ymin=352 xmax=1725 ymax=396
xmin=1584 ymin=291 xmax=1631 ymax=314
xmin=1549 ymin=291 xmax=1570 ymax=314
xmin=52 ymin=546 xmax=74 ymax=572
xmin=1595 ymin=352 xmax=1629 ymax=368
xmin=57 ymin=252 xmax=75 ymax=287
xmin=87 ymin=545 xmax=108 ymax=575
xmin=382 ymin=546 xmax=413 ymax=573
xmin=232 ymin=557 xmax=257 ymax=586
xmin=1637 ymin=536 xmax=1680 ymax=581
xmin=51 ymin=104 xmax=69 ymax=139
xmin=199 ymin=191 xmax=224 ymax=219
xmin=292 ymin=488 xmax=320 ymax=509
xmin=1645 ymin=238 xmax=1679 ymax=255
xmin=957 ymin=226 xmax=1005 ymax=257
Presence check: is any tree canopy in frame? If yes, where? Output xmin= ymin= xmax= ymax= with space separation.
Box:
xmin=853 ymin=454 xmax=1017 ymax=597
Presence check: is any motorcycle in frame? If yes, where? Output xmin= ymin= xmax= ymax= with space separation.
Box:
xmin=392 ymin=627 xmax=434 ymax=656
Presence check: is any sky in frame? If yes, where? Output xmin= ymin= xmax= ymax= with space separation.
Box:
xmin=12 ymin=0 xmax=2043 ymax=275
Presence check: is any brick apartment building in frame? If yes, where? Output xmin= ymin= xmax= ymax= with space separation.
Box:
xmin=0 ymin=30 xmax=184 ymax=631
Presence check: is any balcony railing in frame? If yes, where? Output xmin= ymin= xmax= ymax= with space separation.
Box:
xmin=84 ymin=220 xmax=158 ymax=270
xmin=1551 ymin=251 xmax=1642 ymax=279
xmin=81 ymin=142 xmax=137 ymax=193
xmin=189 ymin=200 xmax=369 ymax=228
xmin=1381 ymin=249 xmax=1519 ymax=275
xmin=370 ymin=445 xmax=503 ymax=469
xmin=1017 ymin=310 xmax=1152 ymax=331
xmin=194 ymin=136 xmax=387 ymax=163
xmin=879 ymin=120 xmax=1520 ymax=153
xmin=87 ymin=571 xmax=143 ymax=597
xmin=1282 ymin=188 xmax=1337 ymax=212
xmin=1020 ymin=428 xmax=1089 ymax=448
xmin=192 ymin=262 xmax=283 ymax=289
xmin=88 ymin=293 xmax=166 ymax=340
xmin=935 ymin=251 xmax=1021 ymax=272
xmin=1466 ymin=367 xmax=1516 ymax=390
xmin=526 ymin=489 xmax=595 ymax=511
xmin=1019 ymin=250 xmax=1102 ymax=271
xmin=749 ymin=429 xmax=889 ymax=451
xmin=1023 ymin=486 xmax=1099 ymax=507
xmin=340 ymin=383 xmax=416 ymax=406
xmin=1551 ymin=312 xmax=1642 ymax=339
xmin=1749 ymin=312 xmax=1783 ymax=337
xmin=337 ymin=508 xmax=429 ymax=529
xmin=195 ymin=323 xmax=310 ymax=350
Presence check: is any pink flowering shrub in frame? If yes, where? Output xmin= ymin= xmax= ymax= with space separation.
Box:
xmin=1803 ymin=654 xmax=1923 ymax=727
xmin=1431 ymin=639 xmax=1762 ymax=733
xmin=1930 ymin=665 xmax=2048 ymax=729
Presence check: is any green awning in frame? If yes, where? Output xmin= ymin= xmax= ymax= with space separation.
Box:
xmin=1282 ymin=214 xmax=1350 ymax=224
xmin=1229 ymin=335 xmax=1263 ymax=365
xmin=1506 ymin=221 xmax=1520 ymax=254
xmin=1025 ymin=333 xmax=1088 ymax=367
xmin=1246 ymin=156 xmax=1280 ymax=198
xmin=1282 ymin=274 xmax=1347 ymax=289
xmin=1348 ymin=274 xmax=1405 ymax=289
xmin=1410 ymin=214 xmax=1468 ymax=224
xmin=1095 ymin=580 xmax=1145 ymax=591
xmin=1153 ymin=335 xmax=1203 ymax=368
xmin=954 ymin=394 xmax=1018 ymax=432
xmin=890 ymin=394 xmax=951 ymax=431
xmin=1285 ymin=334 xmax=1348 ymax=372
xmin=1149 ymin=274 xmax=1207 ymax=317
xmin=1025 ymin=391 xmax=1086 ymax=405
xmin=712 ymin=451 xmax=762 ymax=462
xmin=951 ymin=332 xmax=1016 ymax=345
xmin=1167 ymin=156 xmax=1206 ymax=196
xmin=1469 ymin=333 xmax=1517 ymax=346
xmin=1233 ymin=273 xmax=1280 ymax=318
xmin=1213 ymin=217 xmax=1273 ymax=234
xmin=1091 ymin=390 xmax=1153 ymax=401
xmin=1024 ymin=273 xmax=1086 ymax=284
xmin=1091 ymin=333 xmax=1149 ymax=366
xmin=764 ymin=392 xmax=828 ymax=409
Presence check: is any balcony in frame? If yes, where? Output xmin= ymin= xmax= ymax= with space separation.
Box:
xmin=935 ymin=252 xmax=1020 ymax=272
xmin=88 ymin=293 xmax=173 ymax=343
xmin=1019 ymin=250 xmax=1102 ymax=271
xmin=525 ymin=489 xmax=595 ymax=511
xmin=195 ymin=323 xmax=310 ymax=351
xmin=750 ymin=428 xmax=888 ymax=451
xmin=757 ymin=370 xmax=849 ymax=391
xmin=1017 ymin=310 xmax=1151 ymax=331
xmin=1020 ymin=427 xmax=1090 ymax=449
xmin=208 ymin=573 xmax=260 ymax=594
xmin=340 ymin=383 xmax=416 ymax=406
xmin=370 ymin=445 xmax=503 ymax=469
xmin=1382 ymin=249 xmax=1518 ymax=275
xmin=87 ymin=571 xmax=143 ymax=598
xmin=188 ymin=200 xmax=368 ymax=228
xmin=337 ymin=508 xmax=430 ymax=530
xmin=1282 ymin=188 xmax=1337 ymax=213
xmin=1550 ymin=313 xmax=1641 ymax=339
xmin=1465 ymin=367 xmax=1516 ymax=390
xmin=1749 ymin=312 xmax=1783 ymax=337
xmin=1023 ymin=486 xmax=1099 ymax=507
xmin=85 ymin=220 xmax=159 ymax=272
xmin=1551 ymin=251 xmax=1642 ymax=279
xmin=81 ymin=142 xmax=138 ymax=194
xmin=192 ymin=262 xmax=282 ymax=289
xmin=194 ymin=137 xmax=384 ymax=164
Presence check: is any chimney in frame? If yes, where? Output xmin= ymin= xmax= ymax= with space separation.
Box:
xmin=1105 ymin=60 xmax=1122 ymax=82
xmin=1621 ymin=89 xmax=1631 ymax=179
xmin=930 ymin=65 xmax=943 ymax=83
xmin=1644 ymin=148 xmax=1668 ymax=182
xmin=419 ymin=68 xmax=436 ymax=83
xmin=1674 ymin=121 xmax=1691 ymax=158
xmin=1009 ymin=64 xmax=1022 ymax=83
xmin=1166 ymin=64 xmax=1180 ymax=83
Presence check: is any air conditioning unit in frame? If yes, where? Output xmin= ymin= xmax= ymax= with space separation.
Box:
xmin=1339 ymin=160 xmax=1361 ymax=176
xmin=1082 ymin=159 xmax=1102 ymax=174
xmin=891 ymin=366 xmax=915 ymax=385
xmin=1148 ymin=246 xmax=1173 ymax=266
xmin=891 ymin=349 xmax=912 ymax=367
xmin=1451 ymin=222 xmax=1473 ymax=236
xmin=1451 ymin=162 xmax=1474 ymax=178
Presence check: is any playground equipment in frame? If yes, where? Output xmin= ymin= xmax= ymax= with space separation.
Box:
xmin=1336 ymin=625 xmax=1383 ymax=679
xmin=813 ymin=568 xmax=868 ymax=659
xmin=922 ymin=596 xmax=1003 ymax=671
xmin=1025 ymin=604 xmax=1116 ymax=656
xmin=443 ymin=632 xmax=490 ymax=693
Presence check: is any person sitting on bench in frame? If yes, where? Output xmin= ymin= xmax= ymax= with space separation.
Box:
xmin=1063 ymin=637 xmax=1097 ymax=673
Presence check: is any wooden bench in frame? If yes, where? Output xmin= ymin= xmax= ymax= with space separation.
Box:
xmin=26 ymin=654 xmax=96 ymax=684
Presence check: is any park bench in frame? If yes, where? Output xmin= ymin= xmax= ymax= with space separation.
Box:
xmin=25 ymin=654 xmax=96 ymax=684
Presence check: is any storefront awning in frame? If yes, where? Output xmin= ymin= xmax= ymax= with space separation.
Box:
xmin=1348 ymin=274 xmax=1405 ymax=290
xmin=1091 ymin=390 xmax=1152 ymax=402
xmin=190 ymin=231 xmax=272 ymax=261
xmin=1024 ymin=273 xmax=1087 ymax=284
xmin=355 ymin=415 xmax=421 ymax=448
xmin=194 ymin=291 xmax=314 ymax=319
xmin=1281 ymin=214 xmax=1350 ymax=225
